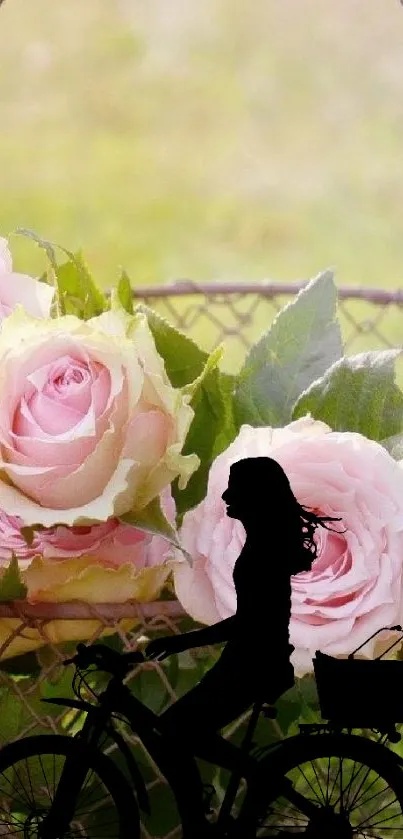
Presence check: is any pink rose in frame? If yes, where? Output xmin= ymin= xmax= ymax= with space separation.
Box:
xmin=36 ymin=485 xmax=176 ymax=568
xmin=0 ymin=486 xmax=176 ymax=571
xmin=0 ymin=510 xmax=38 ymax=566
xmin=173 ymin=417 xmax=403 ymax=675
xmin=0 ymin=307 xmax=198 ymax=528
xmin=0 ymin=237 xmax=54 ymax=322
xmin=0 ymin=485 xmax=177 ymax=659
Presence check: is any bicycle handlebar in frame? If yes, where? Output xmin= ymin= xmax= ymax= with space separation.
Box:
xmin=68 ymin=624 xmax=403 ymax=674
xmin=63 ymin=642 xmax=145 ymax=676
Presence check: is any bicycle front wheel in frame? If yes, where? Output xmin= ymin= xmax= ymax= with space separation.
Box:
xmin=0 ymin=734 xmax=140 ymax=838
xmin=240 ymin=732 xmax=403 ymax=837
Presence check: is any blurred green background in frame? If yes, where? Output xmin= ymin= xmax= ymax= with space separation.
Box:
xmin=2 ymin=0 xmax=403 ymax=372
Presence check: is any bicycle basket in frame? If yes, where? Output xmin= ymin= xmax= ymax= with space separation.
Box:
xmin=313 ymin=651 xmax=403 ymax=726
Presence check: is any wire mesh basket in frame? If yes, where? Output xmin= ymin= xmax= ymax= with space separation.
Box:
xmin=314 ymin=626 xmax=403 ymax=726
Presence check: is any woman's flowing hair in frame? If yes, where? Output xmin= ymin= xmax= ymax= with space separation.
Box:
xmin=295 ymin=501 xmax=346 ymax=570
xmin=230 ymin=457 xmax=347 ymax=574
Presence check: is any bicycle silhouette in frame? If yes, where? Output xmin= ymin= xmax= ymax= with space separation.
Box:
xmin=0 ymin=625 xmax=403 ymax=837
xmin=1 ymin=455 xmax=403 ymax=837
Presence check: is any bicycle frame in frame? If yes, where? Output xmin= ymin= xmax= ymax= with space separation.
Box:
xmin=42 ymin=676 xmax=283 ymax=833
xmin=44 ymin=673 xmax=384 ymax=834
xmin=38 ymin=625 xmax=403 ymax=836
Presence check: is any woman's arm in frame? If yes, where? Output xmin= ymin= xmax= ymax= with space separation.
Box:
xmin=146 ymin=615 xmax=238 ymax=661
xmin=179 ymin=615 xmax=237 ymax=650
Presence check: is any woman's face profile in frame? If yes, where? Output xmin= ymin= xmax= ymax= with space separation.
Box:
xmin=222 ymin=472 xmax=250 ymax=519
xmin=222 ymin=461 xmax=290 ymax=523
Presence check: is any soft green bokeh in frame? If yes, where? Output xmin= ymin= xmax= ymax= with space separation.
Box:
xmin=2 ymin=0 xmax=403 ymax=376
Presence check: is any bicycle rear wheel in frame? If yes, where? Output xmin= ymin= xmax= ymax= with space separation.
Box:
xmin=0 ymin=734 xmax=139 ymax=838
xmin=238 ymin=732 xmax=403 ymax=837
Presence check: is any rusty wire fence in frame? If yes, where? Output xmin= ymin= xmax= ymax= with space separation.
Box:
xmin=130 ymin=280 xmax=403 ymax=373
xmin=0 ymin=281 xmax=402 ymax=837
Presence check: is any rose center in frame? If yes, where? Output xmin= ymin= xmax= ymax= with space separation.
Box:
xmin=53 ymin=367 xmax=86 ymax=390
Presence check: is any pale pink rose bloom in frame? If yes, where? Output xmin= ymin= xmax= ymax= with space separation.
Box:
xmin=0 ymin=487 xmax=177 ymax=659
xmin=0 ymin=510 xmax=39 ymax=566
xmin=173 ymin=417 xmax=403 ymax=676
xmin=0 ymin=486 xmax=176 ymax=571
xmin=37 ymin=519 xmax=150 ymax=568
xmin=0 ymin=309 xmax=198 ymax=528
xmin=37 ymin=485 xmax=177 ymax=567
xmin=0 ymin=237 xmax=54 ymax=322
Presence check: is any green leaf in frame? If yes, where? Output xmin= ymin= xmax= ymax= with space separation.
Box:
xmin=182 ymin=344 xmax=224 ymax=399
xmin=173 ymin=363 xmax=237 ymax=526
xmin=40 ymin=665 xmax=74 ymax=699
xmin=292 ymin=349 xmax=403 ymax=440
xmin=295 ymin=674 xmax=321 ymax=723
xmin=96 ymin=632 xmax=125 ymax=656
xmin=175 ymin=666 xmax=200 ymax=697
xmin=134 ymin=302 xmax=237 ymax=522
xmin=0 ymin=555 xmax=28 ymax=601
xmin=55 ymin=251 xmax=106 ymax=319
xmin=212 ymin=369 xmax=238 ymax=460
xmin=133 ymin=303 xmax=208 ymax=388
xmin=115 ymin=270 xmax=134 ymax=314
xmin=0 ymin=651 xmax=41 ymax=676
xmin=233 ymin=270 xmax=343 ymax=428
xmin=15 ymin=230 xmax=106 ymax=320
xmin=131 ymin=667 xmax=170 ymax=714
xmin=274 ymin=687 xmax=304 ymax=735
xmin=0 ymin=688 xmax=24 ymax=742
xmin=0 ymin=670 xmax=68 ymax=746
xmin=15 ymin=228 xmax=59 ymax=271
xmin=120 ymin=496 xmax=194 ymax=564
xmin=144 ymin=783 xmax=180 ymax=836
xmin=161 ymin=652 xmax=180 ymax=690
xmin=121 ymin=493 xmax=176 ymax=538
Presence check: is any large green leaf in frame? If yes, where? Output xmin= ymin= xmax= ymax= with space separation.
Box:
xmin=292 ymin=349 xmax=403 ymax=440
xmin=134 ymin=303 xmax=237 ymax=523
xmin=233 ymin=270 xmax=343 ymax=428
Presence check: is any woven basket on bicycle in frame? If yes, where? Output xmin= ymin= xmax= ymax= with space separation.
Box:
xmin=313 ymin=624 xmax=403 ymax=728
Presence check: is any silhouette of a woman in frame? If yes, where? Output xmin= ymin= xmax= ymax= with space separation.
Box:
xmin=146 ymin=457 xmax=344 ymax=838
